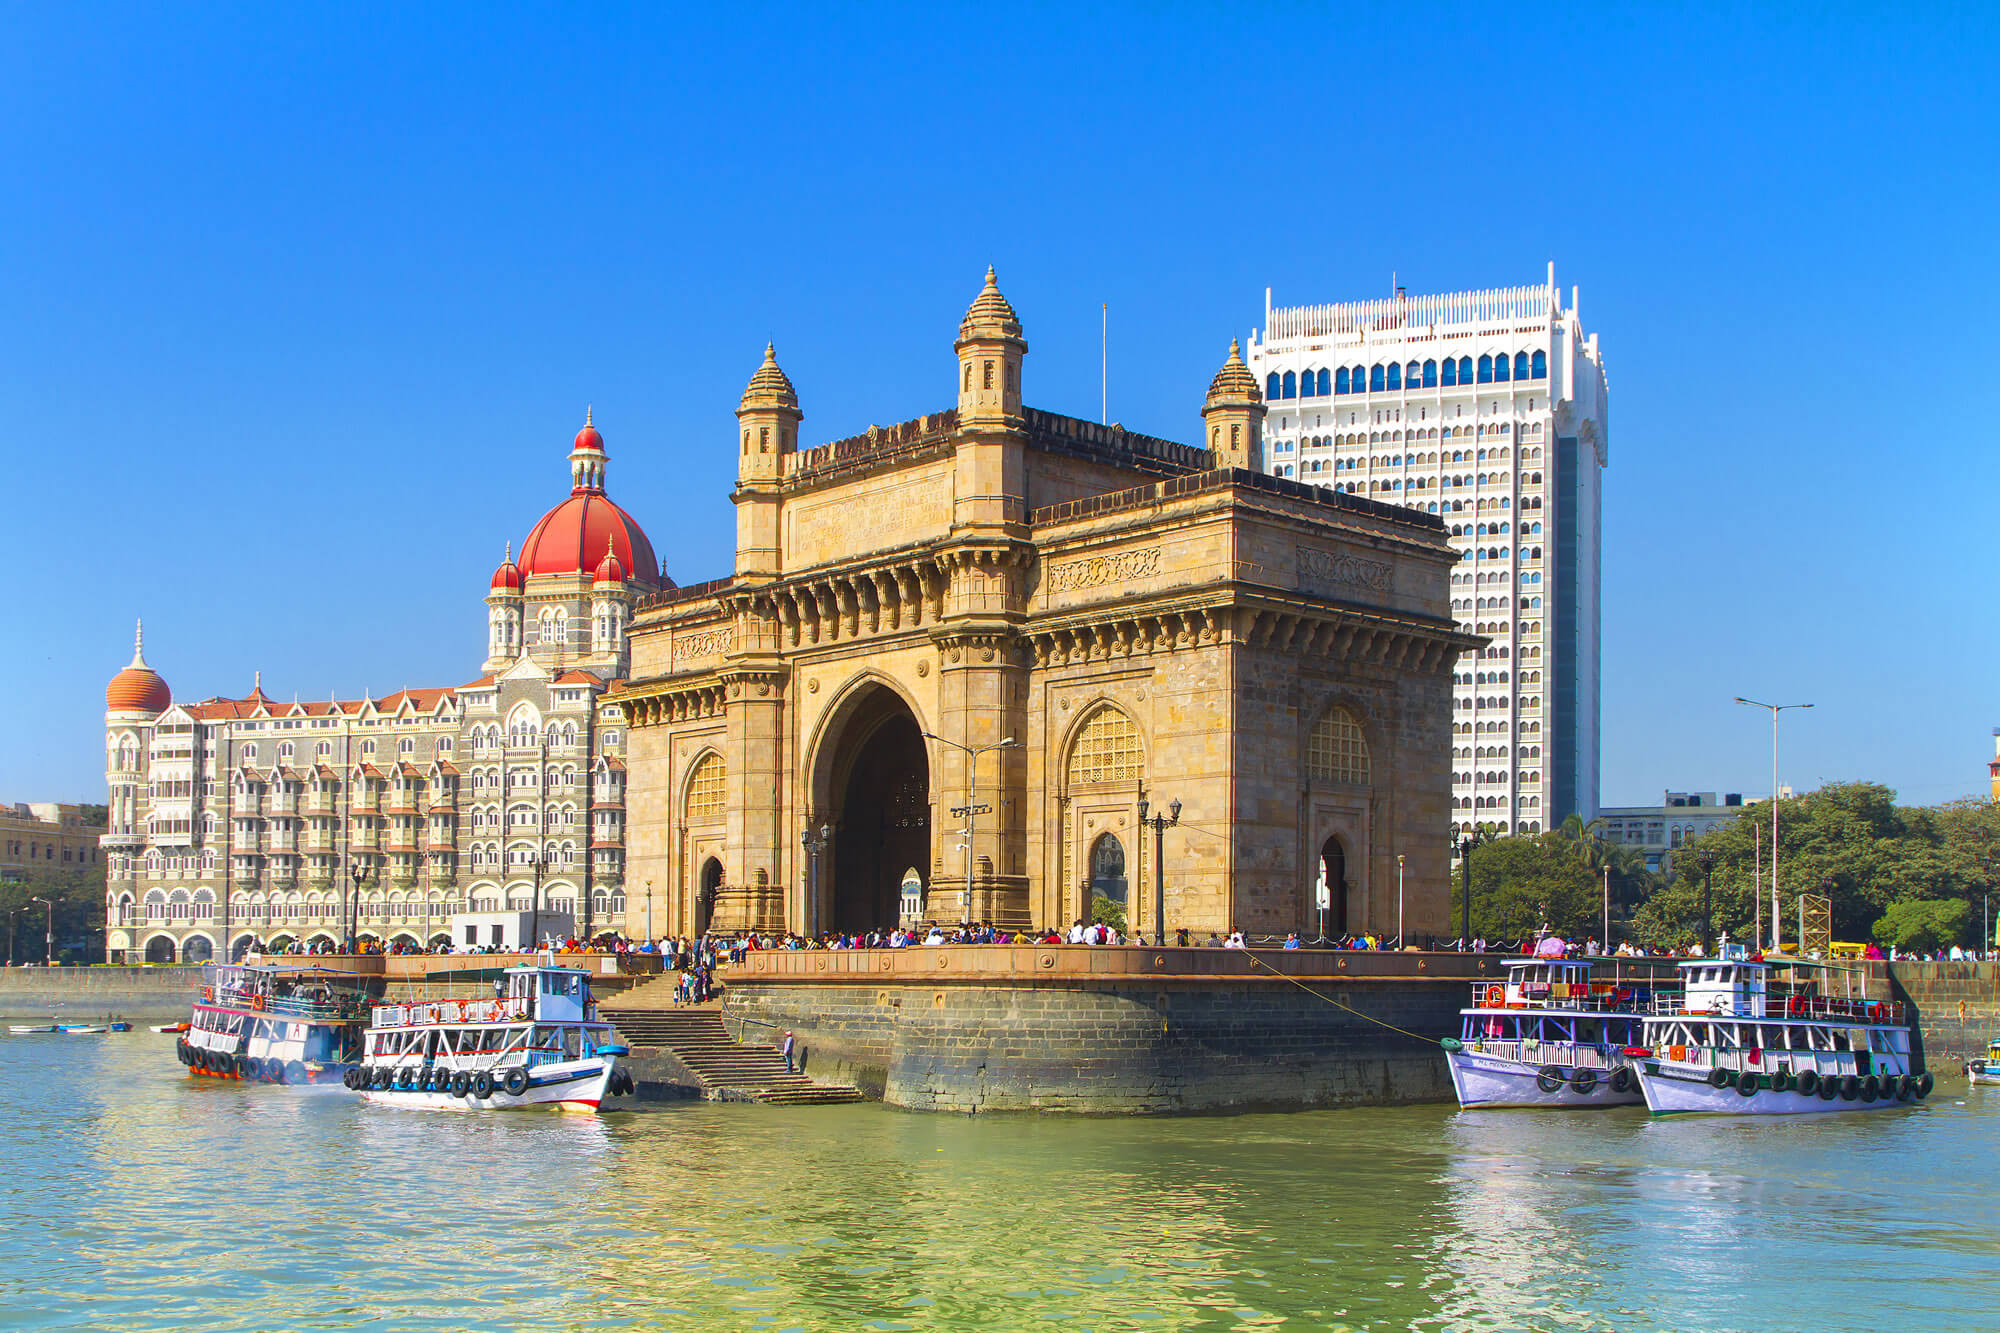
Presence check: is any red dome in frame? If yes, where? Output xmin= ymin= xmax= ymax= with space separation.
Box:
xmin=107 ymin=622 xmax=171 ymax=712
xmin=593 ymin=535 xmax=628 ymax=585
xmin=574 ymin=422 xmax=604 ymax=453
xmin=519 ymin=492 xmax=656 ymax=586
xmin=491 ymin=550 xmax=523 ymax=592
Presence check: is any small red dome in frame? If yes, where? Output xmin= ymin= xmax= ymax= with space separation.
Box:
xmin=491 ymin=544 xmax=523 ymax=593
xmin=574 ymin=422 xmax=603 ymax=453
xmin=593 ymin=535 xmax=627 ymax=585
xmin=520 ymin=493 xmax=656 ymax=586
xmin=106 ymin=622 xmax=170 ymax=713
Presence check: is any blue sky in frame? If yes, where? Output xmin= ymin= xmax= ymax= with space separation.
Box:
xmin=4 ymin=4 xmax=1995 ymax=809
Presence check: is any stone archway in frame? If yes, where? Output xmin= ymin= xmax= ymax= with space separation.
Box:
xmin=144 ymin=934 xmax=177 ymax=964
xmin=815 ymin=685 xmax=930 ymax=934
xmin=696 ymin=857 xmax=722 ymax=937
xmin=1318 ymin=835 xmax=1349 ymax=939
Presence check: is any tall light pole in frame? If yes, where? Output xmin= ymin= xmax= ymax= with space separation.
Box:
xmin=32 ymin=897 xmax=53 ymax=966
xmin=527 ymin=848 xmax=546 ymax=954
xmin=347 ymin=860 xmax=370 ymax=955
xmin=1396 ymin=853 xmax=1406 ymax=949
xmin=1735 ymin=697 xmax=1812 ymax=952
xmin=1695 ymin=845 xmax=1717 ymax=956
xmin=921 ymin=731 xmax=1018 ymax=919
xmin=6 ymin=905 xmax=23 ymax=966
xmin=644 ymin=878 xmax=654 ymax=942
xmin=801 ymin=823 xmax=832 ymax=936
xmin=1137 ymin=796 xmax=1181 ymax=947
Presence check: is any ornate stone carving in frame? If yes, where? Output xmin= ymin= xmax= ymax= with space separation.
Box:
xmin=1295 ymin=546 xmax=1391 ymax=595
xmin=1045 ymin=547 xmax=1162 ymax=594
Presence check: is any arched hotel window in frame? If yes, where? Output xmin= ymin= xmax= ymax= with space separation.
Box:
xmin=1456 ymin=356 xmax=1473 ymax=383
xmin=1266 ymin=373 xmax=1281 ymax=399
xmin=1334 ymin=367 xmax=1349 ymax=395
xmin=1494 ymin=353 xmax=1511 ymax=382
xmin=1532 ymin=349 xmax=1547 ymax=378
xmin=1370 ymin=364 xmax=1385 ymax=392
xmin=1385 ymin=363 xmax=1401 ymax=391
xmin=1350 ymin=364 xmax=1364 ymax=392
xmin=1316 ymin=368 xmax=1331 ymax=396
xmin=1423 ymin=359 xmax=1438 ymax=387
xmin=1066 ymin=707 xmax=1142 ymax=788
xmin=1477 ymin=354 xmax=1493 ymax=384
xmin=1306 ymin=707 xmax=1371 ymax=785
xmin=1405 ymin=360 xmax=1421 ymax=386
xmin=684 ymin=751 xmax=726 ymax=824
xmin=1441 ymin=358 xmax=1457 ymax=387
xmin=1281 ymin=370 xmax=1297 ymax=399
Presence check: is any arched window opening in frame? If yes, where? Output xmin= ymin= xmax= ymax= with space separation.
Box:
xmin=1088 ymin=833 xmax=1128 ymax=905
xmin=1532 ymin=349 xmax=1547 ymax=379
xmin=1306 ymin=707 xmax=1371 ymax=785
xmin=1316 ymin=368 xmax=1331 ymax=396
xmin=1067 ymin=708 xmax=1142 ymax=787
xmin=1477 ymin=354 xmax=1493 ymax=383
xmin=1385 ymin=363 xmax=1401 ymax=391
xmin=1369 ymin=364 xmax=1385 ymax=392
xmin=1266 ymin=373 xmax=1281 ymax=400
xmin=1423 ymin=359 xmax=1438 ymax=387
xmin=1335 ymin=367 xmax=1349 ymax=395
xmin=685 ymin=752 xmax=726 ymax=823
xmin=1281 ymin=370 xmax=1297 ymax=399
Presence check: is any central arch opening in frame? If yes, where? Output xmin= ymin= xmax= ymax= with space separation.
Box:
xmin=826 ymin=688 xmax=930 ymax=934
xmin=1319 ymin=835 xmax=1349 ymax=938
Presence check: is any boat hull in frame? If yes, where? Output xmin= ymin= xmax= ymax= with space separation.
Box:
xmin=1446 ymin=1048 xmax=1643 ymax=1109
xmin=1638 ymin=1064 xmax=1918 ymax=1115
xmin=1966 ymin=1061 xmax=2000 ymax=1087
xmin=359 ymin=1060 xmax=614 ymax=1114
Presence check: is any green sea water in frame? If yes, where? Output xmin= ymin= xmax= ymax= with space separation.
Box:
xmin=7 ymin=1034 xmax=1995 ymax=1331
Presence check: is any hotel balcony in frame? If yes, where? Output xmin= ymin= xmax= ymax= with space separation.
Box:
xmin=305 ymin=795 xmax=339 ymax=816
xmin=386 ymin=795 xmax=420 ymax=816
xmin=349 ymin=829 xmax=379 ymax=850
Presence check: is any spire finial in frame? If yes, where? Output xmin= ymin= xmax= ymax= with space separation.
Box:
xmin=504 ymin=540 xmax=512 ymax=562
xmin=130 ymin=618 xmax=148 ymax=667
xmin=986 ymin=264 xmax=996 ymax=284
xmin=586 ymin=404 xmax=593 ymax=426
xmin=1228 ymin=338 xmax=1242 ymax=360
xmin=253 ymin=669 xmax=262 ymax=692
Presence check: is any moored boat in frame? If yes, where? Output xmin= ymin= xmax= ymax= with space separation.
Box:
xmin=1442 ymin=956 xmax=1668 ymax=1109
xmin=8 ymin=1024 xmax=57 ymax=1035
xmin=151 ymin=1022 xmax=190 ymax=1034
xmin=1633 ymin=944 xmax=1931 ymax=1115
xmin=348 ymin=959 xmax=632 ymax=1113
xmin=177 ymin=964 xmax=369 ymax=1085
xmin=1966 ymin=1040 xmax=2000 ymax=1086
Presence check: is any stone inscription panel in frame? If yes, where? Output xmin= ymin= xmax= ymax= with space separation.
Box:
xmin=1045 ymin=547 xmax=1161 ymax=594
xmin=1294 ymin=546 xmax=1391 ymax=597
xmin=672 ymin=627 xmax=732 ymax=665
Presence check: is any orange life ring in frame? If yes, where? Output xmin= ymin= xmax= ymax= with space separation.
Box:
xmin=1484 ymin=985 xmax=1505 ymax=1007
xmin=1669 ymin=1044 xmax=1687 ymax=1061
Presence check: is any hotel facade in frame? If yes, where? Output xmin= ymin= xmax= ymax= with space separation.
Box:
xmin=1245 ymin=268 xmax=1608 ymax=835
xmin=100 ymin=417 xmax=658 ymax=963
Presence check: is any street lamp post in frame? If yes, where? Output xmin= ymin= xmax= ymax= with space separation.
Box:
xmin=1396 ymin=853 xmax=1406 ymax=949
xmin=31 ymin=897 xmax=53 ymax=966
xmin=644 ymin=879 xmax=654 ymax=942
xmin=1736 ymin=697 xmax=1813 ymax=952
xmin=5 ymin=905 xmax=23 ymax=966
xmin=347 ymin=860 xmax=370 ymax=955
xmin=801 ymin=823 xmax=832 ymax=937
xmin=527 ymin=850 xmax=546 ymax=954
xmin=1136 ymin=796 xmax=1181 ymax=947
xmin=1458 ymin=832 xmax=1482 ymax=950
xmin=1695 ymin=846 xmax=1717 ymax=956
xmin=921 ymin=731 xmax=1019 ymax=920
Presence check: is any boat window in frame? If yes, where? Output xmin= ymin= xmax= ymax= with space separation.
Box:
xmin=565 ymin=1029 xmax=581 ymax=1060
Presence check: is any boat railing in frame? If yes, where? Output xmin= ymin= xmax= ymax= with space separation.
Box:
xmin=1462 ymin=1039 xmax=1623 ymax=1069
xmin=1467 ymin=980 xmax=1675 ymax=1013
xmin=1652 ymin=993 xmax=1902 ymax=1024
xmin=372 ymin=998 xmax=530 ymax=1028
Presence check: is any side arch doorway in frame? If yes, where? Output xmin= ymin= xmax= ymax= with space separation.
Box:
xmin=1317 ymin=836 xmax=1348 ymax=939
xmin=696 ymin=857 xmax=723 ymax=937
xmin=814 ymin=685 xmax=930 ymax=934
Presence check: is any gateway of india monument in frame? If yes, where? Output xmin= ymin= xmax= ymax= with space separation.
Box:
xmin=616 ymin=270 xmax=1477 ymax=943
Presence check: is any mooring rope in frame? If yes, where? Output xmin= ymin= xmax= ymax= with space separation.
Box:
xmin=1237 ymin=949 xmax=1448 ymax=1048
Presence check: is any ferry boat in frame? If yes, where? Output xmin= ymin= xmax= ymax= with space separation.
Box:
xmin=1441 ymin=957 xmax=1665 ymax=1108
xmin=176 ymin=964 xmax=369 ymax=1085
xmin=1966 ymin=1040 xmax=2000 ymax=1086
xmin=1633 ymin=944 xmax=1932 ymax=1115
xmin=347 ymin=959 xmax=632 ymax=1113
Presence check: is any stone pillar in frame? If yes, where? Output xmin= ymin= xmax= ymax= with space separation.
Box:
xmin=931 ymin=623 xmax=1029 ymax=928
xmin=720 ymin=664 xmax=788 ymax=934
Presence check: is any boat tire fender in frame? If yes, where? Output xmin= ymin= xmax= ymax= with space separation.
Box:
xmin=1860 ymin=1075 xmax=1879 ymax=1102
xmin=1535 ymin=1066 xmax=1564 ymax=1094
xmin=286 ymin=1061 xmax=307 ymax=1086
xmin=1770 ymin=1069 xmax=1792 ymax=1094
xmin=1839 ymin=1075 xmax=1858 ymax=1101
xmin=1896 ymin=1075 xmax=1914 ymax=1101
xmin=1795 ymin=1069 xmax=1819 ymax=1097
xmin=1916 ymin=1071 xmax=1934 ymax=1098
xmin=1569 ymin=1068 xmax=1598 ymax=1095
xmin=472 ymin=1071 xmax=495 ymax=1100
xmin=1708 ymin=1067 xmax=1733 ymax=1090
xmin=502 ymin=1068 xmax=529 ymax=1097
xmin=1817 ymin=1074 xmax=1838 ymax=1100
xmin=1735 ymin=1074 xmax=1758 ymax=1097
xmin=450 ymin=1071 xmax=470 ymax=1098
xmin=1609 ymin=1066 xmax=1633 ymax=1094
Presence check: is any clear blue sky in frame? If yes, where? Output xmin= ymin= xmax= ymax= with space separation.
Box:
xmin=4 ymin=4 xmax=1995 ymax=810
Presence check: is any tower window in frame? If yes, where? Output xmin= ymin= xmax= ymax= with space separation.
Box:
xmin=983 ymin=360 xmax=994 ymax=390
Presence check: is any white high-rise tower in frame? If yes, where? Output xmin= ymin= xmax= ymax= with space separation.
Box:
xmin=1246 ymin=265 xmax=1607 ymax=836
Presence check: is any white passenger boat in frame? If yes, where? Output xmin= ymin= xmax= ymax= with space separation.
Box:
xmin=1633 ymin=944 xmax=1932 ymax=1115
xmin=1442 ymin=957 xmax=1667 ymax=1108
xmin=1965 ymin=1040 xmax=2000 ymax=1086
xmin=348 ymin=959 xmax=633 ymax=1114
xmin=177 ymin=964 xmax=369 ymax=1085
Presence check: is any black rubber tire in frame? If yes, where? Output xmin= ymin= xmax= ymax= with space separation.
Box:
xmin=286 ymin=1061 xmax=307 ymax=1086
xmin=1896 ymin=1075 xmax=1914 ymax=1101
xmin=1818 ymin=1074 xmax=1837 ymax=1100
xmin=450 ymin=1071 xmax=470 ymax=1098
xmin=1708 ymin=1067 xmax=1733 ymax=1089
xmin=1736 ymin=1074 xmax=1759 ymax=1098
xmin=502 ymin=1068 xmax=529 ymax=1098
xmin=1570 ymin=1068 xmax=1598 ymax=1095
xmin=1840 ymin=1075 xmax=1858 ymax=1101
xmin=1536 ymin=1065 xmax=1564 ymax=1094
xmin=1609 ymin=1066 xmax=1634 ymax=1094
xmin=341 ymin=1067 xmax=356 ymax=1090
xmin=1860 ymin=1075 xmax=1879 ymax=1102
xmin=1796 ymin=1069 xmax=1819 ymax=1097
xmin=176 ymin=1040 xmax=190 ymax=1065
xmin=471 ymin=1071 xmax=495 ymax=1100
xmin=1917 ymin=1071 xmax=1934 ymax=1098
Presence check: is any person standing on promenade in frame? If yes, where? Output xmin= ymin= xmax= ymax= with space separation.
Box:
xmin=782 ymin=1031 xmax=796 ymax=1073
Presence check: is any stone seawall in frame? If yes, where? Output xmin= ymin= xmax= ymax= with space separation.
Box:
xmin=715 ymin=946 xmax=1507 ymax=1114
xmin=1882 ymin=961 xmax=2000 ymax=1061
xmin=0 ymin=966 xmax=200 ymax=1019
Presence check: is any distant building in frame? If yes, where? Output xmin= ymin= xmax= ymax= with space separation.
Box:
xmin=1597 ymin=791 xmax=1751 ymax=874
xmin=1245 ymin=266 xmax=1608 ymax=839
xmin=1 ymin=802 xmax=106 ymax=884
xmin=101 ymin=415 xmax=657 ymax=964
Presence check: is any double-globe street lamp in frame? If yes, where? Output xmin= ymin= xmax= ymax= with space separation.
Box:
xmin=346 ymin=860 xmax=371 ymax=955
xmin=1457 ymin=828 xmax=1488 ymax=950
xmin=920 ymin=731 xmax=1019 ymax=919
xmin=801 ymin=823 xmax=833 ymax=937
xmin=1136 ymin=796 xmax=1181 ymax=947
xmin=1735 ymin=697 xmax=1813 ymax=953
xmin=1695 ymin=845 xmax=1718 ymax=956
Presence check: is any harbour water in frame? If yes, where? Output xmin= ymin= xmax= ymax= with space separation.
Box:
xmin=10 ymin=1034 xmax=1997 ymax=1331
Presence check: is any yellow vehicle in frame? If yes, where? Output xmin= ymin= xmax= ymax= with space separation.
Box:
xmin=1827 ymin=941 xmax=1868 ymax=961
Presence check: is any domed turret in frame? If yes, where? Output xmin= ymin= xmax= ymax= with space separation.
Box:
xmin=490 ymin=541 xmax=523 ymax=593
xmin=1200 ymin=339 xmax=1266 ymax=471
xmin=955 ymin=266 xmax=1026 ymax=425
xmin=735 ymin=344 xmax=803 ymax=583
xmin=106 ymin=619 xmax=171 ymax=714
xmin=593 ymin=534 xmax=627 ymax=586
xmin=739 ymin=343 xmax=800 ymax=414
xmin=519 ymin=413 xmax=658 ymax=586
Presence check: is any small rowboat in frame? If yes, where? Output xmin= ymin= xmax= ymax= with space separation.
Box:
xmin=151 ymin=1022 xmax=190 ymax=1034
xmin=8 ymin=1025 xmax=57 ymax=1034
xmin=59 ymin=1024 xmax=108 ymax=1034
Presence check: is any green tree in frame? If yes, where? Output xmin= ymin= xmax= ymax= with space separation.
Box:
xmin=1448 ymin=833 xmax=1602 ymax=944
xmin=0 ymin=864 xmax=105 ymax=964
xmin=1873 ymin=899 xmax=1972 ymax=953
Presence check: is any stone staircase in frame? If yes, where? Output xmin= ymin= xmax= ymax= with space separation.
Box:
xmin=600 ymin=1003 xmax=864 ymax=1105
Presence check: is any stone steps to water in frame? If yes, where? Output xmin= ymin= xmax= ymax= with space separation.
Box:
xmin=600 ymin=1004 xmax=864 ymax=1105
